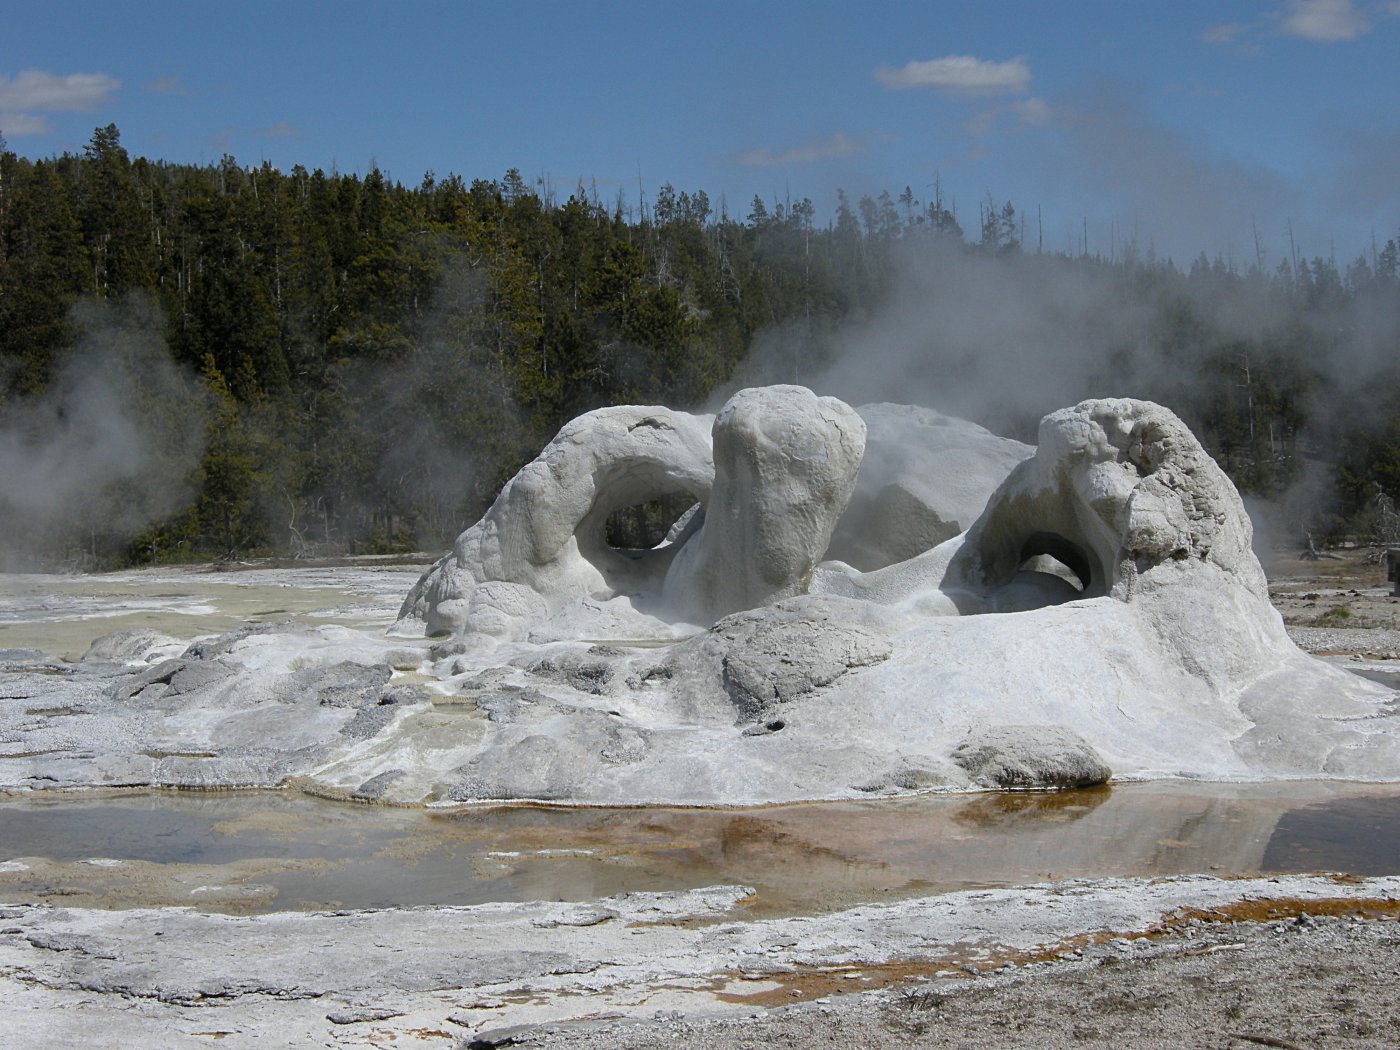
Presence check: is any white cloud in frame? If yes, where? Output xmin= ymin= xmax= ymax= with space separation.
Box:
xmin=732 ymin=131 xmax=865 ymax=167
xmin=0 ymin=113 xmax=50 ymax=136
xmin=965 ymin=109 xmax=998 ymax=138
xmin=1012 ymin=97 xmax=1052 ymax=126
xmin=146 ymin=76 xmax=188 ymax=96
xmin=258 ymin=121 xmax=300 ymax=138
xmin=0 ymin=70 xmax=120 ymax=112
xmin=1278 ymin=0 xmax=1370 ymax=41
xmin=967 ymin=97 xmax=1054 ymax=138
xmin=1202 ymin=22 xmax=1247 ymax=44
xmin=874 ymin=55 xmax=1030 ymax=95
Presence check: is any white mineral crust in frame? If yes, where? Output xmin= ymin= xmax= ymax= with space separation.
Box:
xmin=4 ymin=387 xmax=1397 ymax=804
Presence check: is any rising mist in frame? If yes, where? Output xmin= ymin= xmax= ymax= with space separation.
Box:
xmin=0 ymin=296 xmax=207 ymax=570
xmin=722 ymin=234 xmax=1400 ymax=544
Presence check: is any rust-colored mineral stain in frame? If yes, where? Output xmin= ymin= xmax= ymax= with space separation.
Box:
xmin=1157 ymin=895 xmax=1400 ymax=927
xmin=0 ymin=749 xmax=74 ymax=758
xmin=711 ymin=960 xmax=953 ymax=1007
xmin=712 ymin=895 xmax=1400 ymax=1009
xmin=142 ymin=751 xmax=218 ymax=759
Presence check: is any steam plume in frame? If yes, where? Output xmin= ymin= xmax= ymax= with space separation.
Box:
xmin=0 ymin=296 xmax=207 ymax=569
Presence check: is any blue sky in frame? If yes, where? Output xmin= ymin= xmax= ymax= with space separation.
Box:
xmin=4 ymin=0 xmax=1399 ymax=267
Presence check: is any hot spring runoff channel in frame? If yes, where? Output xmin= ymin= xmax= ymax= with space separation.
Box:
xmin=1 ymin=782 xmax=1397 ymax=916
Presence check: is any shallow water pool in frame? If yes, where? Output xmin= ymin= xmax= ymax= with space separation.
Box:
xmin=2 ymin=781 xmax=1396 ymax=916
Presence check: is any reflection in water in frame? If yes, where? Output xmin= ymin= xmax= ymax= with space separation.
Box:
xmin=2 ymin=781 xmax=1398 ymax=915
xmin=1263 ymin=795 xmax=1400 ymax=876
xmin=950 ymin=784 xmax=1112 ymax=827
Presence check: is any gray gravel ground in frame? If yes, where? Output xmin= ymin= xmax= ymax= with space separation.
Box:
xmin=1288 ymin=624 xmax=1400 ymax=657
xmin=538 ymin=913 xmax=1400 ymax=1050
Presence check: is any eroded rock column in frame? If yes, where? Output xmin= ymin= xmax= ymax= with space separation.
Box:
xmin=664 ymin=385 xmax=866 ymax=622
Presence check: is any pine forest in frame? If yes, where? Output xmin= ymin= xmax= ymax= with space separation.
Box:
xmin=3 ymin=125 xmax=1399 ymax=569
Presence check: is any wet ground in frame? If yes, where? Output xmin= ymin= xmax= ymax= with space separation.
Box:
xmin=0 ymin=560 xmax=427 ymax=659
xmin=1 ymin=556 xmax=1398 ymax=918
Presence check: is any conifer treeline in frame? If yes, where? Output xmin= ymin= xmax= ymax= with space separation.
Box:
xmin=1 ymin=125 xmax=1398 ymax=567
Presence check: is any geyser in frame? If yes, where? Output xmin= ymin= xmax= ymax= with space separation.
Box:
xmin=4 ymin=386 xmax=1398 ymax=806
xmin=381 ymin=386 xmax=1399 ymax=802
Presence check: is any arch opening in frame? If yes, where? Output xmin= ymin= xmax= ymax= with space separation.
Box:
xmin=1017 ymin=531 xmax=1093 ymax=593
xmin=604 ymin=492 xmax=700 ymax=551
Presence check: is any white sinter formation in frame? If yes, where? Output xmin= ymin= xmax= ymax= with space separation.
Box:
xmin=5 ymin=386 xmax=1397 ymax=804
